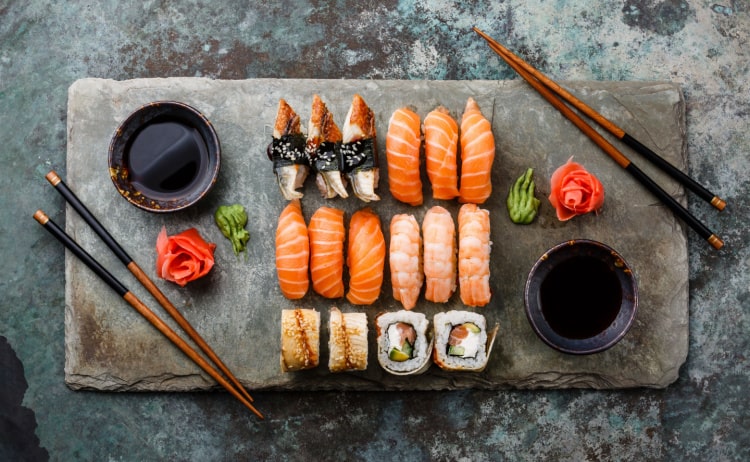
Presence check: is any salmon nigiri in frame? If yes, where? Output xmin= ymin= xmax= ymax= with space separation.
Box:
xmin=423 ymin=107 xmax=459 ymax=200
xmin=459 ymin=97 xmax=495 ymax=204
xmin=389 ymin=214 xmax=423 ymax=310
xmin=458 ymin=203 xmax=491 ymax=307
xmin=308 ymin=206 xmax=346 ymax=298
xmin=386 ymin=107 xmax=423 ymax=206
xmin=422 ymin=206 xmax=457 ymax=303
xmin=275 ymin=199 xmax=309 ymax=299
xmin=306 ymin=94 xmax=348 ymax=199
xmin=346 ymin=207 xmax=386 ymax=305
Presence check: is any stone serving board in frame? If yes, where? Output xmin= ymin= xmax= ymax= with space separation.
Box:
xmin=64 ymin=78 xmax=688 ymax=391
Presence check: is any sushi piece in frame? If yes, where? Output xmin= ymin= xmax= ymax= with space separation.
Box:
xmin=457 ymin=203 xmax=491 ymax=307
xmin=422 ymin=206 xmax=457 ymax=303
xmin=375 ymin=310 xmax=433 ymax=376
xmin=385 ymin=107 xmax=423 ymax=206
xmin=423 ymin=106 xmax=459 ymax=200
xmin=341 ymin=94 xmax=380 ymax=202
xmin=389 ymin=214 xmax=423 ymax=310
xmin=433 ymin=310 xmax=498 ymax=372
xmin=280 ymin=308 xmax=320 ymax=372
xmin=328 ymin=307 xmax=368 ymax=372
xmin=275 ymin=199 xmax=309 ymax=299
xmin=458 ymin=97 xmax=495 ymax=204
xmin=346 ymin=207 xmax=386 ymax=305
xmin=305 ymin=94 xmax=349 ymax=199
xmin=308 ymin=206 xmax=346 ymax=299
xmin=267 ymin=99 xmax=310 ymax=200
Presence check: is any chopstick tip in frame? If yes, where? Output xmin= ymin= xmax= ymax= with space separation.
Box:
xmin=711 ymin=196 xmax=726 ymax=211
xmin=46 ymin=170 xmax=62 ymax=186
xmin=708 ymin=235 xmax=724 ymax=250
xmin=33 ymin=210 xmax=49 ymax=225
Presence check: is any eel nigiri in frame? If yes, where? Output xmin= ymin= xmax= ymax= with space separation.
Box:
xmin=459 ymin=97 xmax=495 ymax=204
xmin=423 ymin=107 xmax=459 ymax=200
xmin=275 ymin=199 xmax=309 ymax=299
xmin=457 ymin=203 xmax=491 ymax=307
xmin=308 ymin=206 xmax=346 ymax=299
xmin=422 ymin=206 xmax=457 ymax=303
xmin=306 ymin=94 xmax=349 ymax=199
xmin=386 ymin=107 xmax=423 ymax=206
xmin=267 ymin=99 xmax=310 ymax=200
xmin=346 ymin=207 xmax=386 ymax=305
xmin=341 ymin=94 xmax=380 ymax=202
xmin=389 ymin=214 xmax=423 ymax=310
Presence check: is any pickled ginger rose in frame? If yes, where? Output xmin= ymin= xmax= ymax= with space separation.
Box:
xmin=548 ymin=157 xmax=604 ymax=221
xmin=156 ymin=226 xmax=216 ymax=286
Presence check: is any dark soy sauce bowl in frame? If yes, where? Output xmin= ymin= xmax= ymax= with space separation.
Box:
xmin=109 ymin=101 xmax=221 ymax=213
xmin=524 ymin=239 xmax=638 ymax=355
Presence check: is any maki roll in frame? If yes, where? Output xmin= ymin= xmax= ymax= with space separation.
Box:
xmin=433 ymin=311 xmax=498 ymax=372
xmin=375 ymin=310 xmax=433 ymax=376
xmin=328 ymin=307 xmax=368 ymax=372
xmin=280 ymin=308 xmax=320 ymax=372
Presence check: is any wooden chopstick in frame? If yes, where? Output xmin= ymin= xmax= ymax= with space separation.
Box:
xmin=473 ymin=28 xmax=724 ymax=250
xmin=33 ymin=210 xmax=263 ymax=419
xmin=473 ymin=27 xmax=726 ymax=212
xmin=45 ymin=170 xmax=255 ymax=405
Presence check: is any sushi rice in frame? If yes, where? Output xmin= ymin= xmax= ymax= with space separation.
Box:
xmin=433 ymin=310 xmax=496 ymax=372
xmin=376 ymin=310 xmax=432 ymax=375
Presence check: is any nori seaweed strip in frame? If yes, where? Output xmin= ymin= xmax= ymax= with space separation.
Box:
xmin=266 ymin=134 xmax=309 ymax=173
xmin=313 ymin=141 xmax=342 ymax=172
xmin=341 ymin=138 xmax=377 ymax=173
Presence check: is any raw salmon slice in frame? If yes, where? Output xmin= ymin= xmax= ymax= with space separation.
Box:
xmin=275 ymin=199 xmax=309 ymax=299
xmin=346 ymin=207 xmax=386 ymax=305
xmin=424 ymin=107 xmax=459 ymax=200
xmin=386 ymin=107 xmax=423 ymax=206
xmin=308 ymin=206 xmax=346 ymax=298
xmin=459 ymin=97 xmax=495 ymax=204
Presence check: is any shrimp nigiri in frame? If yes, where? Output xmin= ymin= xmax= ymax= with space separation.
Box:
xmin=457 ymin=203 xmax=491 ymax=307
xmin=275 ymin=199 xmax=309 ymax=299
xmin=422 ymin=206 xmax=457 ymax=303
xmin=386 ymin=107 xmax=423 ymax=206
xmin=389 ymin=214 xmax=423 ymax=310
xmin=459 ymin=97 xmax=495 ymax=204
xmin=342 ymin=94 xmax=380 ymax=202
xmin=423 ymin=107 xmax=459 ymax=200
xmin=346 ymin=207 xmax=386 ymax=305
xmin=306 ymin=94 xmax=348 ymax=199
xmin=267 ymin=99 xmax=309 ymax=200
xmin=308 ymin=206 xmax=346 ymax=299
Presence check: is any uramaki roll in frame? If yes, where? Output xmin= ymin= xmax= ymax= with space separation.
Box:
xmin=433 ymin=310 xmax=498 ymax=372
xmin=375 ymin=310 xmax=432 ymax=376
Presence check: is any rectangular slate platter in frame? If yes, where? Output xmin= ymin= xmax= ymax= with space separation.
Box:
xmin=64 ymin=78 xmax=688 ymax=391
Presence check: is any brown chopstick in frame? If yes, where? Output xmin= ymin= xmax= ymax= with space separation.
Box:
xmin=34 ymin=210 xmax=263 ymax=419
xmin=473 ymin=27 xmax=726 ymax=212
xmin=473 ymin=28 xmax=724 ymax=250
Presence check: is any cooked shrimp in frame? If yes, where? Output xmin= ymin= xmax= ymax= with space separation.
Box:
xmin=457 ymin=203 xmax=491 ymax=307
xmin=422 ymin=206 xmax=457 ymax=303
xmin=389 ymin=214 xmax=423 ymax=310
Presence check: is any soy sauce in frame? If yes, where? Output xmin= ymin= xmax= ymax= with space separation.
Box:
xmin=126 ymin=118 xmax=209 ymax=199
xmin=540 ymin=256 xmax=622 ymax=339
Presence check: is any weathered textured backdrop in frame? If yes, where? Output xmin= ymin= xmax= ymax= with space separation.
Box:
xmin=1 ymin=1 xmax=747 ymax=461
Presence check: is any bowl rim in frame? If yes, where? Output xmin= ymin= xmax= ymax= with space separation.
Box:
xmin=108 ymin=100 xmax=221 ymax=213
xmin=523 ymin=239 xmax=639 ymax=355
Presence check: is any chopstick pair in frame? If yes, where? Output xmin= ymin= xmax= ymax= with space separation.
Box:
xmin=36 ymin=171 xmax=263 ymax=419
xmin=473 ymin=27 xmax=725 ymax=250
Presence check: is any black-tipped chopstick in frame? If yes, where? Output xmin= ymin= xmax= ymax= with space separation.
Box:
xmin=473 ymin=28 xmax=724 ymax=250
xmin=34 ymin=210 xmax=263 ymax=419
xmin=473 ymin=27 xmax=726 ymax=212
xmin=45 ymin=170 xmax=255 ymax=406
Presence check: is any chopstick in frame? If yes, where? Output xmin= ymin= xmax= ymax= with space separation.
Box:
xmin=473 ymin=27 xmax=726 ymax=212
xmin=473 ymin=27 xmax=724 ymax=250
xmin=34 ymin=210 xmax=263 ymax=419
xmin=45 ymin=171 xmax=254 ymax=406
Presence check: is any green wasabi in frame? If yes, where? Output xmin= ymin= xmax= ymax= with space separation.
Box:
xmin=215 ymin=204 xmax=250 ymax=255
xmin=507 ymin=168 xmax=541 ymax=224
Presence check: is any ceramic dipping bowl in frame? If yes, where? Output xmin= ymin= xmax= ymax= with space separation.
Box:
xmin=108 ymin=101 xmax=220 ymax=213
xmin=524 ymin=239 xmax=638 ymax=355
